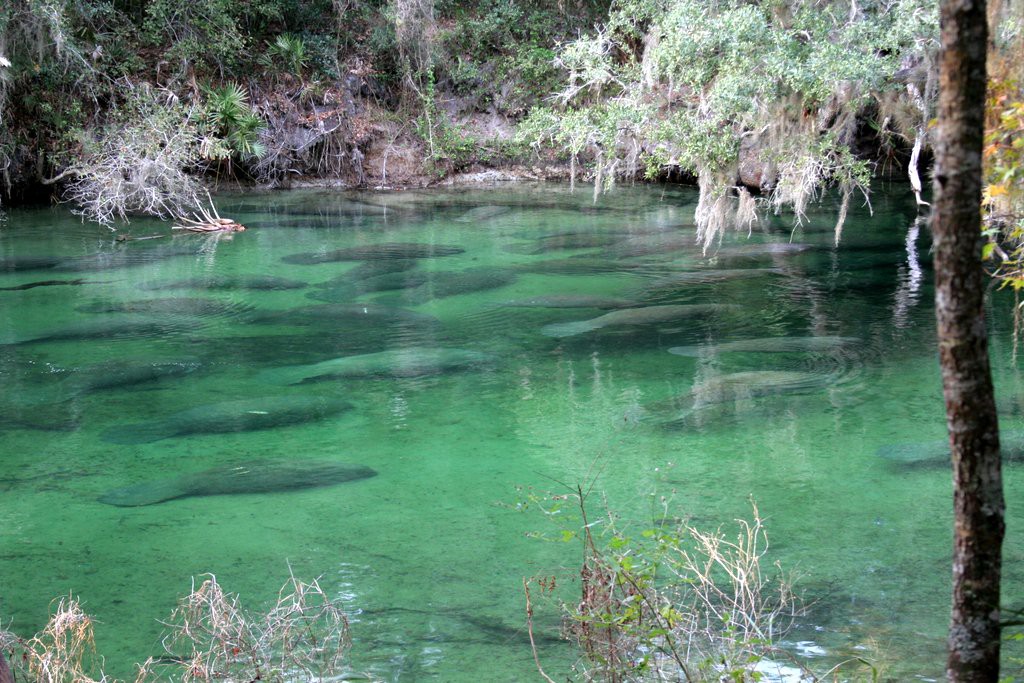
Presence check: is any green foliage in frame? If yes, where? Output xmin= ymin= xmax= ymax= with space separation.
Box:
xmin=263 ymin=33 xmax=309 ymax=79
xmin=517 ymin=0 xmax=938 ymax=242
xmin=299 ymin=31 xmax=342 ymax=79
xmin=204 ymin=82 xmax=266 ymax=161
xmin=143 ymin=0 xmax=246 ymax=73
xmin=415 ymin=73 xmax=477 ymax=173
xmin=982 ymin=84 xmax=1024 ymax=286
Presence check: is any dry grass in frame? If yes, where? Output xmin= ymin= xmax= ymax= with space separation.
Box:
xmin=0 ymin=596 xmax=109 ymax=683
xmin=529 ymin=494 xmax=812 ymax=682
xmin=1 ymin=573 xmax=351 ymax=683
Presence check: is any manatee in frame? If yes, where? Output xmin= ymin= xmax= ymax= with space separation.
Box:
xmin=75 ymin=297 xmax=253 ymax=318
xmin=454 ymin=205 xmax=511 ymax=222
xmin=877 ymin=430 xmax=1024 ymax=467
xmin=514 ymin=258 xmax=651 ymax=276
xmin=8 ymin=319 xmax=180 ymax=346
xmin=684 ymin=371 xmax=835 ymax=404
xmin=403 ymin=268 xmax=518 ymax=303
xmin=60 ymin=359 xmax=203 ymax=395
xmin=503 ymin=234 xmax=626 ymax=255
xmin=637 ymin=268 xmax=786 ymax=295
xmin=262 ymin=347 xmax=496 ymax=384
xmin=281 ymin=243 xmax=465 ymax=264
xmin=0 ymin=256 xmax=65 ymax=272
xmin=343 ymin=259 xmax=420 ymax=281
xmin=0 ymin=278 xmax=102 ymax=291
xmin=51 ymin=245 xmax=199 ymax=272
xmin=100 ymin=396 xmax=353 ymax=444
xmin=248 ymin=303 xmax=440 ymax=328
xmin=500 ymin=294 xmax=637 ymax=309
xmin=98 ymin=458 xmax=377 ymax=506
xmin=668 ymin=336 xmax=860 ymax=357
xmin=541 ymin=304 xmax=738 ymax=338
xmin=600 ymin=235 xmax=699 ymax=258
xmin=0 ymin=399 xmax=81 ymax=432
xmin=141 ymin=275 xmax=307 ymax=291
xmin=656 ymin=371 xmax=837 ymax=427
xmin=308 ymin=272 xmax=431 ymax=301
xmin=710 ymin=243 xmax=813 ymax=258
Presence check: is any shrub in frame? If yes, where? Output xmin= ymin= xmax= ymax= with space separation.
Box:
xmin=523 ymin=490 xmax=878 ymax=681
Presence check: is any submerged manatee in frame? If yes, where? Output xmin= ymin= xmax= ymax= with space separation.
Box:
xmin=655 ymin=371 xmax=838 ymax=428
xmin=282 ymin=243 xmax=465 ymax=264
xmin=0 ymin=256 xmax=65 ymax=272
xmin=343 ymin=259 xmax=420 ymax=281
xmin=263 ymin=347 xmax=495 ymax=384
xmin=877 ymin=430 xmax=1024 ymax=467
xmin=100 ymin=396 xmax=353 ymax=444
xmin=98 ymin=458 xmax=377 ymax=506
xmin=500 ymin=294 xmax=637 ymax=309
xmin=0 ymin=279 xmax=101 ymax=291
xmin=7 ymin=319 xmax=181 ymax=346
xmin=51 ymin=245 xmax=199 ymax=272
xmin=600 ymin=234 xmax=699 ymax=258
xmin=503 ymin=234 xmax=626 ymax=255
xmin=248 ymin=303 xmax=440 ymax=328
xmin=710 ymin=243 xmax=814 ymax=258
xmin=454 ymin=205 xmax=511 ymax=222
xmin=308 ymin=272 xmax=432 ymax=301
xmin=636 ymin=268 xmax=786 ymax=296
xmin=76 ymin=297 xmax=252 ymax=318
xmin=514 ymin=258 xmax=650 ymax=276
xmin=668 ymin=336 xmax=860 ymax=357
xmin=541 ymin=304 xmax=738 ymax=338
xmin=0 ymin=399 xmax=81 ymax=432
xmin=403 ymin=268 xmax=518 ymax=303
xmin=685 ymin=371 xmax=835 ymax=404
xmin=59 ymin=359 xmax=203 ymax=395
xmin=142 ymin=275 xmax=307 ymax=291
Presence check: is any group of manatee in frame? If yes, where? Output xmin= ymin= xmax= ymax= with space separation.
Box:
xmin=0 ymin=205 xmax=1002 ymax=508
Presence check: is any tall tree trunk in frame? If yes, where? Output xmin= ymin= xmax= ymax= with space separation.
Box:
xmin=0 ymin=647 xmax=12 ymax=683
xmin=933 ymin=0 xmax=1005 ymax=677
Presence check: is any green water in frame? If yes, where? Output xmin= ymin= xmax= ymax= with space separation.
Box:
xmin=0 ymin=184 xmax=1021 ymax=680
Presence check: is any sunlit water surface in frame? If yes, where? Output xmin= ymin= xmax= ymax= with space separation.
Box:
xmin=0 ymin=184 xmax=1021 ymax=680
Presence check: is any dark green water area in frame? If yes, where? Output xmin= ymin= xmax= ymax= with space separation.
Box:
xmin=1 ymin=184 xmax=1022 ymax=680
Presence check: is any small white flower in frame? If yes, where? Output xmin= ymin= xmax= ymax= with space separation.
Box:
xmin=0 ymin=55 xmax=11 ymax=68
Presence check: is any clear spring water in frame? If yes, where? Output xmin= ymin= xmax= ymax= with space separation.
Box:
xmin=0 ymin=184 xmax=1021 ymax=680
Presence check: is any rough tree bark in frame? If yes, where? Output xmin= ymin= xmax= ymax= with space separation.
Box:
xmin=933 ymin=0 xmax=1005 ymax=677
xmin=0 ymin=647 xmax=12 ymax=683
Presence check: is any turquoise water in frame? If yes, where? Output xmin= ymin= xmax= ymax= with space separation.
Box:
xmin=0 ymin=184 xmax=1021 ymax=680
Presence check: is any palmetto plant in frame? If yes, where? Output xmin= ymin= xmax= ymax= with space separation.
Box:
xmin=204 ymin=82 xmax=266 ymax=163
xmin=263 ymin=33 xmax=308 ymax=80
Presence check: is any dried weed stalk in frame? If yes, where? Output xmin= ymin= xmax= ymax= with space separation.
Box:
xmin=0 ymin=573 xmax=351 ymax=683
xmin=137 ymin=572 xmax=350 ymax=682
xmin=0 ymin=596 xmax=109 ymax=683
xmin=531 ymin=492 xmax=806 ymax=681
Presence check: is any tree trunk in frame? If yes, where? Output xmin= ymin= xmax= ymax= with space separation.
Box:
xmin=933 ymin=0 xmax=1005 ymax=678
xmin=0 ymin=647 xmax=13 ymax=683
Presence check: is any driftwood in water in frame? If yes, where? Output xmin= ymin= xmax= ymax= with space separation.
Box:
xmin=172 ymin=204 xmax=246 ymax=233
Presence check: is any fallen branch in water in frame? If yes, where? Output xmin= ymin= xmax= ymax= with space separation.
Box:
xmin=172 ymin=203 xmax=246 ymax=233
